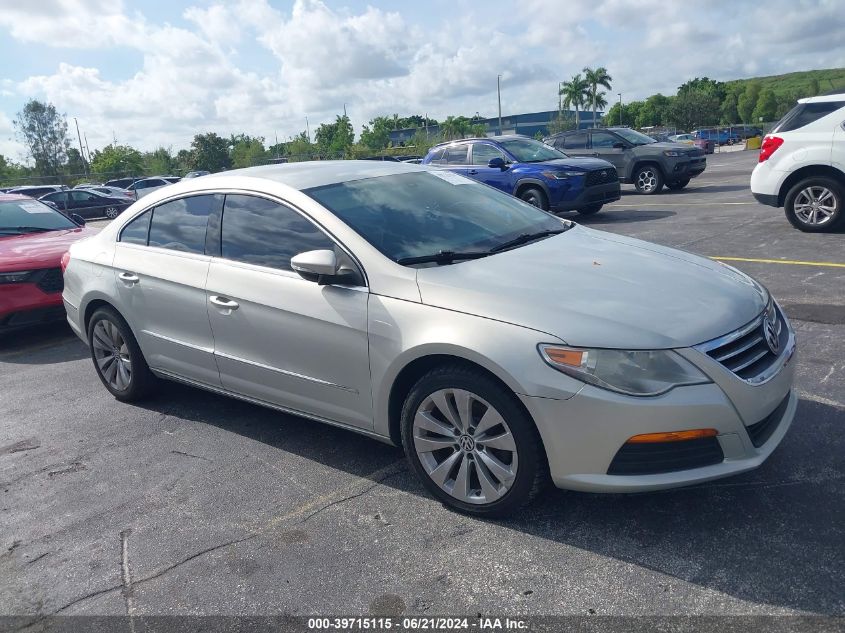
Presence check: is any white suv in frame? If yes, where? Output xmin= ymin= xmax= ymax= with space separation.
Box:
xmin=750 ymin=92 xmax=845 ymax=232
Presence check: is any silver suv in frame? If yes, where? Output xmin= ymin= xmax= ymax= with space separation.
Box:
xmin=546 ymin=127 xmax=707 ymax=194
xmin=63 ymin=161 xmax=795 ymax=516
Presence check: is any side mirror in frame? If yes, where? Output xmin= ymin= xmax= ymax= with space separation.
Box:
xmin=70 ymin=213 xmax=86 ymax=226
xmin=488 ymin=157 xmax=507 ymax=170
xmin=612 ymin=142 xmax=626 ymax=150
xmin=291 ymin=249 xmax=359 ymax=286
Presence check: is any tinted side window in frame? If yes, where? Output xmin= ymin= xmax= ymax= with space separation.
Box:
xmin=148 ymin=195 xmax=217 ymax=254
xmin=221 ymin=195 xmax=334 ymax=271
xmin=591 ymin=132 xmax=617 ymax=148
xmin=444 ymin=144 xmax=469 ymax=165
xmin=427 ymin=148 xmax=446 ymax=164
xmin=119 ymin=210 xmax=152 ymax=245
xmin=471 ymin=144 xmax=506 ymax=164
xmin=563 ymin=133 xmax=588 ymax=149
xmin=773 ymin=101 xmax=845 ymax=133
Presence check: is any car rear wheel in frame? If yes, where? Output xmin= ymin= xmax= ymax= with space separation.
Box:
xmin=577 ymin=203 xmax=603 ymax=215
xmin=784 ymin=177 xmax=844 ymax=232
xmin=518 ymin=186 xmax=548 ymax=210
xmin=633 ymin=164 xmax=664 ymax=194
xmin=401 ymin=365 xmax=548 ymax=517
xmin=104 ymin=206 xmax=121 ymax=219
xmin=88 ymin=307 xmax=156 ymax=402
xmin=667 ymin=179 xmax=690 ymax=191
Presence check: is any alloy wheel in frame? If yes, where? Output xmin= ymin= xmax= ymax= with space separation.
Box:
xmin=105 ymin=206 xmax=120 ymax=219
xmin=636 ymin=169 xmax=658 ymax=193
xmin=412 ymin=388 xmax=518 ymax=505
xmin=793 ymin=186 xmax=837 ymax=226
xmin=91 ymin=319 xmax=132 ymax=391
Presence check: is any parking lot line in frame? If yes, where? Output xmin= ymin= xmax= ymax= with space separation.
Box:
xmin=712 ymin=256 xmax=845 ymax=268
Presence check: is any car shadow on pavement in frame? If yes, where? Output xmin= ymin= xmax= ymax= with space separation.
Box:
xmin=574 ymin=210 xmax=677 ymax=224
xmin=137 ymin=384 xmax=843 ymax=615
xmin=0 ymin=323 xmax=89 ymax=364
xmin=682 ymin=184 xmax=750 ymax=194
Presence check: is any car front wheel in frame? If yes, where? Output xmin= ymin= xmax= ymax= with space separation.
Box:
xmin=784 ymin=178 xmax=844 ymax=232
xmin=518 ymin=186 xmax=548 ymax=210
xmin=633 ymin=164 xmax=664 ymax=194
xmin=401 ymin=365 xmax=548 ymax=517
xmin=88 ymin=307 xmax=156 ymax=402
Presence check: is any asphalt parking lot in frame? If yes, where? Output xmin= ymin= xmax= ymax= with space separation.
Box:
xmin=1 ymin=150 xmax=843 ymax=618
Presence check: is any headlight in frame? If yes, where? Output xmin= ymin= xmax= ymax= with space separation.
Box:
xmin=663 ymin=150 xmax=684 ymax=157
xmin=541 ymin=170 xmax=582 ymax=180
xmin=538 ymin=345 xmax=710 ymax=396
xmin=0 ymin=271 xmax=34 ymax=284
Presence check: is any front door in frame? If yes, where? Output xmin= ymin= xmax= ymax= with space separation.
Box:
xmin=467 ymin=143 xmax=512 ymax=193
xmin=589 ymin=130 xmax=627 ymax=171
xmin=112 ymin=194 xmax=223 ymax=387
xmin=205 ymin=194 xmax=373 ymax=429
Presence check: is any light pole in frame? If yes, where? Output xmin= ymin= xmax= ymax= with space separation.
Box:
xmin=305 ymin=116 xmax=310 ymax=142
xmin=497 ymin=74 xmax=503 ymax=136
xmin=618 ymin=93 xmax=622 ymax=126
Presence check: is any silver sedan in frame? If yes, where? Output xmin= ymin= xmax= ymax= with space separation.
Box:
xmin=62 ymin=161 xmax=796 ymax=516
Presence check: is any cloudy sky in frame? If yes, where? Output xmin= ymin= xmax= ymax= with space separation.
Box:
xmin=0 ymin=0 xmax=843 ymax=160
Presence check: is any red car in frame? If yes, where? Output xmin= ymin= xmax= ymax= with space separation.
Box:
xmin=0 ymin=194 xmax=98 ymax=332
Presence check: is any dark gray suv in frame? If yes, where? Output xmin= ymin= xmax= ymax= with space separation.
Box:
xmin=545 ymin=128 xmax=707 ymax=194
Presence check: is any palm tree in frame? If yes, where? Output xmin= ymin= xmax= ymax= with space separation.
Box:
xmin=440 ymin=116 xmax=471 ymax=140
xmin=594 ymin=91 xmax=608 ymax=115
xmin=560 ymin=74 xmax=589 ymax=129
xmin=583 ymin=66 xmax=613 ymax=127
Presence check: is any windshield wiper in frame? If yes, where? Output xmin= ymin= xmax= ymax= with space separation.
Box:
xmin=397 ymin=250 xmax=490 ymax=266
xmin=0 ymin=226 xmax=57 ymax=234
xmin=489 ymin=229 xmax=566 ymax=253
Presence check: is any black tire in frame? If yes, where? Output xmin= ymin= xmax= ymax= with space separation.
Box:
xmin=783 ymin=177 xmax=844 ymax=233
xmin=87 ymin=306 xmax=156 ymax=402
xmin=518 ymin=186 xmax=548 ymax=210
xmin=577 ymin=203 xmax=603 ymax=215
xmin=633 ymin=164 xmax=664 ymax=195
xmin=400 ymin=364 xmax=549 ymax=517
xmin=666 ymin=179 xmax=690 ymax=191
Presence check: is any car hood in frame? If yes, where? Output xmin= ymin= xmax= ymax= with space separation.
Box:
xmin=537 ymin=157 xmax=616 ymax=171
xmin=414 ymin=225 xmax=767 ymax=349
xmin=0 ymin=226 xmax=99 ymax=272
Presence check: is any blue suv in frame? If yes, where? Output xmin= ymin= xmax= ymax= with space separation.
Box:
xmin=421 ymin=135 xmax=620 ymax=215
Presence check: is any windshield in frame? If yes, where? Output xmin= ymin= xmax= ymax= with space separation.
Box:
xmin=0 ymin=200 xmax=77 ymax=234
xmin=305 ymin=171 xmax=565 ymax=263
xmin=498 ymin=138 xmax=567 ymax=163
xmin=611 ymin=128 xmax=657 ymax=145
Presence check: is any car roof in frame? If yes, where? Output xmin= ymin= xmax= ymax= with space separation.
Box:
xmin=429 ymin=134 xmax=530 ymax=149
xmin=0 ymin=193 xmax=34 ymax=202
xmin=798 ymin=92 xmax=845 ymax=104
xmin=200 ymin=160 xmax=429 ymax=191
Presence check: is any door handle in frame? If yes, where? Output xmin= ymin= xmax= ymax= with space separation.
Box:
xmin=118 ymin=272 xmax=139 ymax=284
xmin=468 ymin=169 xmax=479 ymax=175
xmin=209 ymin=295 xmax=239 ymax=310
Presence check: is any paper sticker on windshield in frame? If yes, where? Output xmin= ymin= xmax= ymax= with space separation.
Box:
xmin=430 ymin=170 xmax=472 ymax=185
xmin=19 ymin=202 xmax=52 ymax=214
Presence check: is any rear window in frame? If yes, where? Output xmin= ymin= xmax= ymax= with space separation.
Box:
xmin=772 ymin=101 xmax=845 ymax=133
xmin=148 ymin=195 xmax=219 ymax=254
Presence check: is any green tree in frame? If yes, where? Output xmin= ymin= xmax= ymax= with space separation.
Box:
xmin=737 ymin=82 xmax=761 ymax=123
xmin=315 ymin=115 xmax=354 ymax=157
xmin=90 ymin=144 xmax=144 ymax=179
xmin=0 ymin=154 xmax=30 ymax=186
xmin=752 ymin=89 xmax=778 ymax=123
xmin=191 ymin=132 xmax=231 ymax=172
xmin=286 ymin=131 xmax=316 ymax=161
xmin=469 ymin=123 xmax=487 ymax=138
xmin=13 ymin=99 xmax=70 ymax=178
xmin=583 ymin=67 xmax=613 ymax=127
xmin=143 ymin=147 xmax=175 ymax=175
xmin=547 ymin=115 xmax=575 ymax=135
xmin=440 ymin=116 xmax=471 ymax=140
xmin=360 ymin=116 xmax=394 ymax=150
xmin=230 ymin=134 xmax=267 ymax=168
xmin=677 ymin=77 xmax=725 ymax=102
xmin=808 ymin=78 xmax=821 ymax=97
xmin=667 ymin=92 xmax=720 ymax=130
xmin=560 ymin=73 xmax=589 ymax=128
xmin=720 ymin=93 xmax=740 ymax=124
xmin=64 ymin=148 xmax=88 ymax=179
xmin=175 ymin=149 xmax=194 ymax=172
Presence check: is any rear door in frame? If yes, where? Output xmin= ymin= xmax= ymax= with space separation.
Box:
xmin=41 ymin=191 xmax=70 ymax=211
xmin=467 ymin=142 xmax=512 ymax=192
xmin=589 ymin=130 xmax=626 ymax=171
xmin=439 ymin=143 xmax=470 ymax=177
xmin=113 ymin=194 xmax=223 ymax=386
xmin=69 ymin=190 xmax=105 ymax=218
xmin=559 ymin=131 xmax=591 ymax=158
xmin=205 ymin=194 xmax=373 ymax=429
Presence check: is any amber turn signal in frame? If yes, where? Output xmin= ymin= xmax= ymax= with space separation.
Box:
xmin=543 ymin=347 xmax=585 ymax=367
xmin=626 ymin=428 xmax=718 ymax=444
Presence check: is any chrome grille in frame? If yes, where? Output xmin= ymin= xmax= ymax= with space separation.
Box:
xmin=697 ymin=301 xmax=786 ymax=381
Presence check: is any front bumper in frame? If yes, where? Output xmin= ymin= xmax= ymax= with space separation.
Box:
xmin=669 ymin=158 xmax=706 ymax=181
xmin=550 ymin=181 xmax=621 ymax=211
xmin=520 ymin=314 xmax=796 ymax=493
xmin=0 ymin=282 xmax=65 ymax=333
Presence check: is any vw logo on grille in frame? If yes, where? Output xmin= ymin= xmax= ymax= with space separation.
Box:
xmin=458 ymin=435 xmax=475 ymax=452
xmin=600 ymin=170 xmax=607 ymax=178
xmin=763 ymin=315 xmax=780 ymax=355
